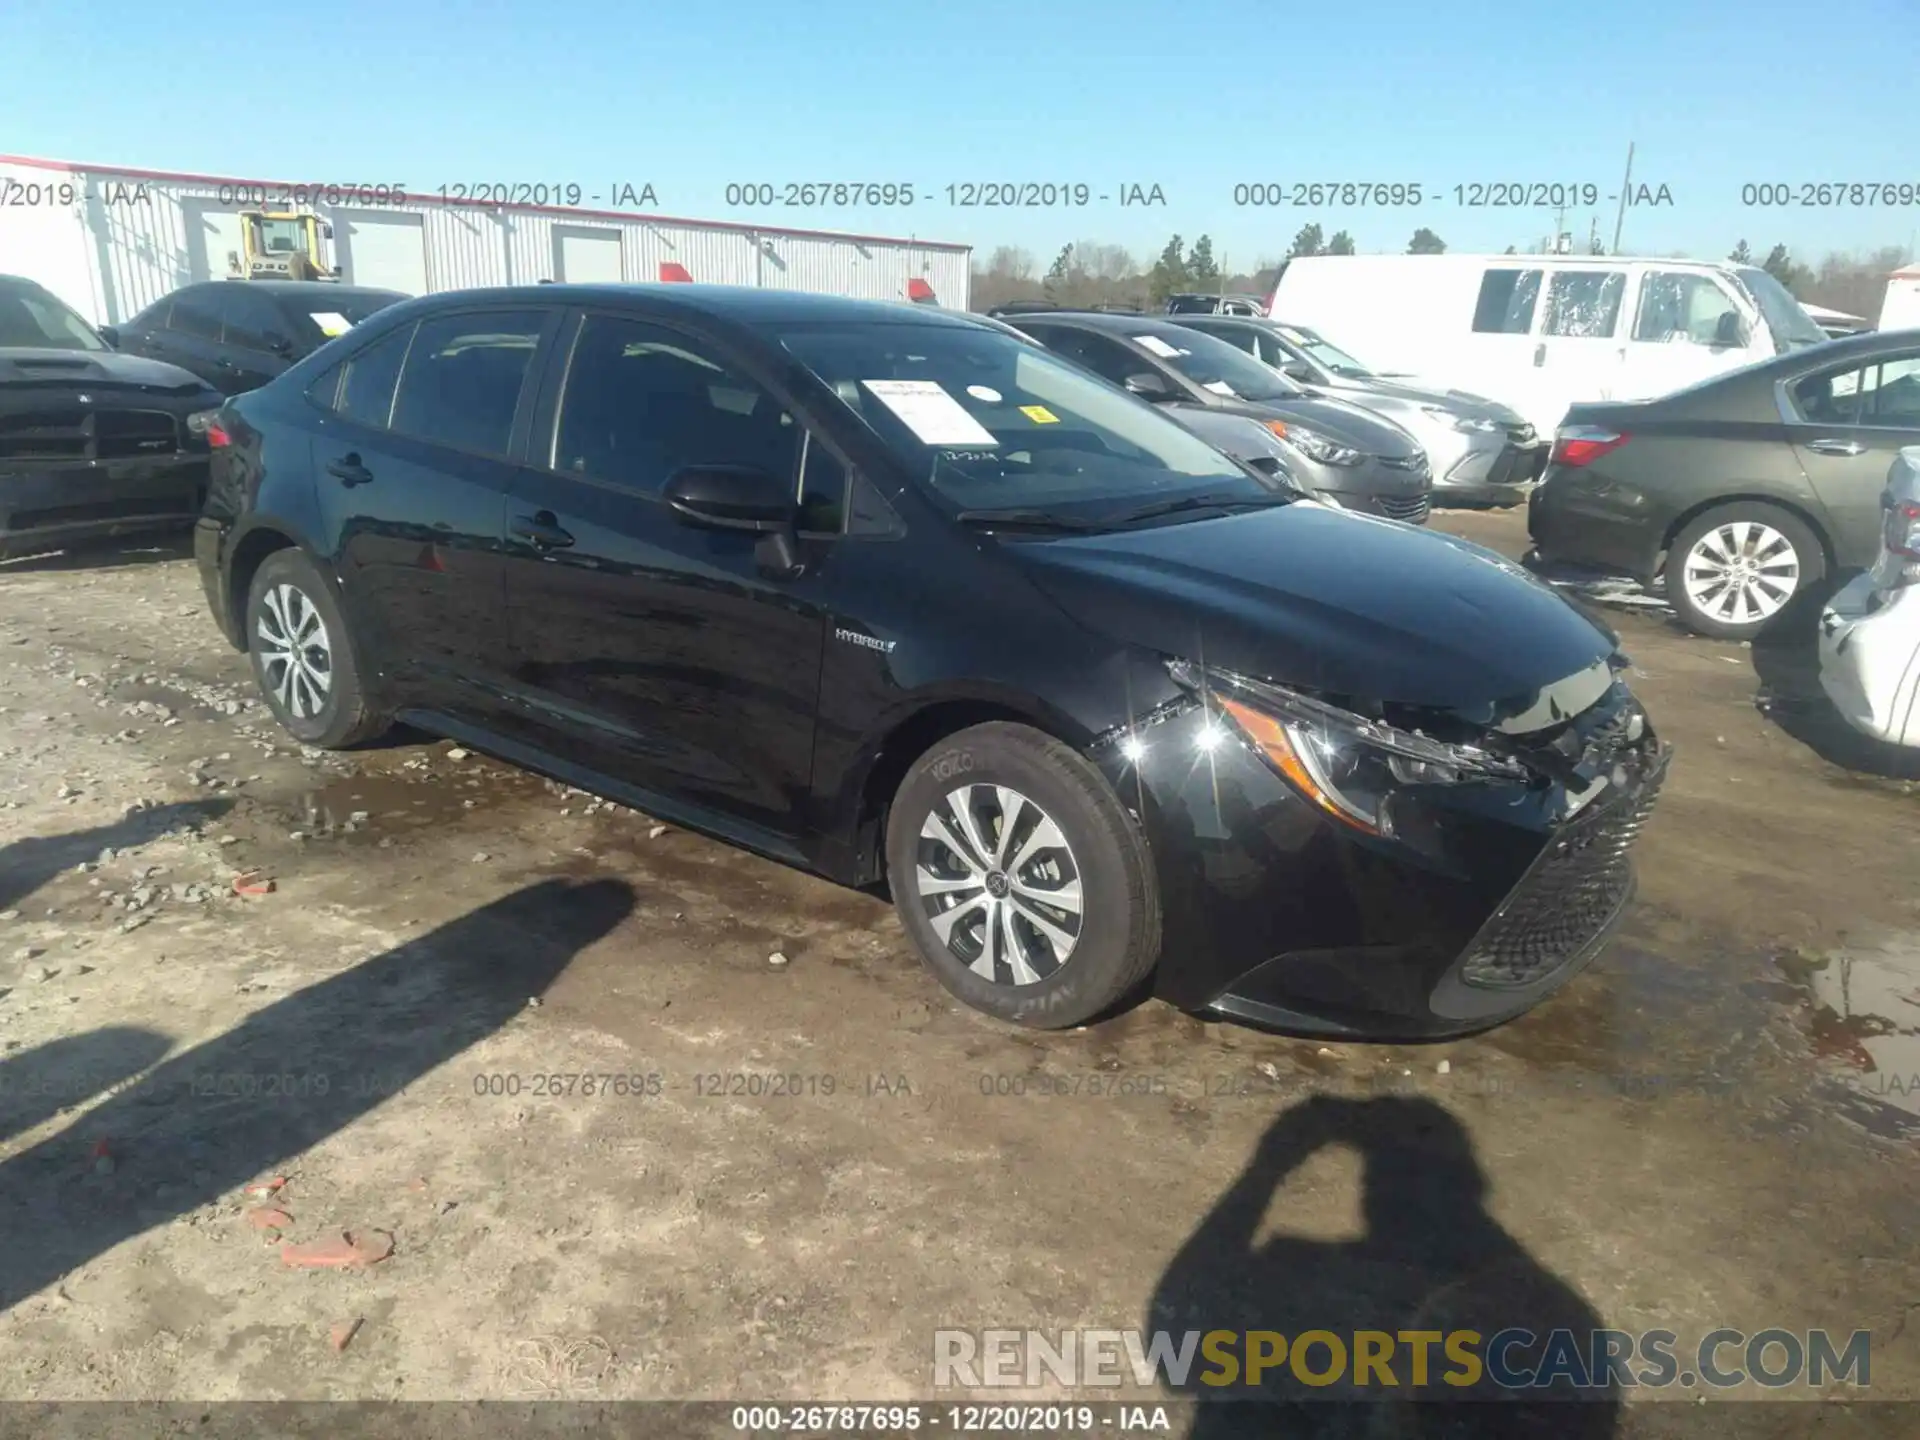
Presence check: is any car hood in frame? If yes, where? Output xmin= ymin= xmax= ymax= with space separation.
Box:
xmin=1327 ymin=378 xmax=1524 ymax=425
xmin=1188 ymin=393 xmax=1422 ymax=457
xmin=0 ymin=346 xmax=213 ymax=396
xmin=1013 ymin=502 xmax=1615 ymax=714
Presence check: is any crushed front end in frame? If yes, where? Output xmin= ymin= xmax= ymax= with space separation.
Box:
xmin=1093 ymin=656 xmax=1669 ymax=1039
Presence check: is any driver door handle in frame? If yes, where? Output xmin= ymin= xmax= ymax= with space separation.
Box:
xmin=1532 ymin=343 xmax=1546 ymax=367
xmin=512 ymin=511 xmax=574 ymax=550
xmin=1807 ymin=437 xmax=1865 ymax=457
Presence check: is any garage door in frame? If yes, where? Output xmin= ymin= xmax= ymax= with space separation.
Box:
xmin=340 ymin=212 xmax=429 ymax=294
xmin=555 ymin=227 xmax=624 ymax=282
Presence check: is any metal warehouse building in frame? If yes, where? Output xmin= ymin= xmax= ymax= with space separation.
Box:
xmin=0 ymin=154 xmax=973 ymax=325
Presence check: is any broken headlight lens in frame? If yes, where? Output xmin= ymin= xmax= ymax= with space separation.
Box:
xmin=1167 ymin=660 xmax=1530 ymax=835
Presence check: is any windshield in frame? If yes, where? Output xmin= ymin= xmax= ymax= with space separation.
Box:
xmin=0 ymin=280 xmax=107 ymax=352
xmin=779 ymin=320 xmax=1282 ymax=518
xmin=1733 ymin=267 xmax=1828 ymax=350
xmin=1275 ymin=323 xmax=1375 ymax=379
xmin=289 ymin=291 xmax=404 ymax=341
xmin=1130 ymin=324 xmax=1299 ymax=402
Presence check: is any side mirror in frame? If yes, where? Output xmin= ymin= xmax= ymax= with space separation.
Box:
xmin=97 ymin=325 xmax=120 ymax=348
xmin=664 ymin=464 xmax=795 ymax=533
xmin=1282 ymin=361 xmax=1314 ymax=382
xmin=1124 ymin=372 xmax=1173 ymax=401
xmin=1712 ymin=313 xmax=1752 ymax=348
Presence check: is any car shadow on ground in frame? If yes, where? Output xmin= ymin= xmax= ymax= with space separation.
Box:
xmin=0 ymin=1027 xmax=172 ymax=1149
xmin=1150 ymin=1094 xmax=1618 ymax=1438
xmin=1750 ymin=581 xmax=1920 ymax=780
xmin=0 ymin=532 xmax=197 ymax=574
xmin=0 ymin=876 xmax=634 ymax=1315
xmin=0 ymin=800 xmax=233 ymax=913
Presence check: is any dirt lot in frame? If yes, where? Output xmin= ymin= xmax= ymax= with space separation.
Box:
xmin=0 ymin=509 xmax=1915 ymax=1424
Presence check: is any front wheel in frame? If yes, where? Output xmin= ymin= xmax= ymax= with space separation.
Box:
xmin=884 ymin=722 xmax=1161 ymax=1029
xmin=244 ymin=548 xmax=389 ymax=748
xmin=1666 ymin=502 xmax=1825 ymax=641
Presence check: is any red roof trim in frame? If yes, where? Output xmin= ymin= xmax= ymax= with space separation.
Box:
xmin=0 ymin=153 xmax=972 ymax=254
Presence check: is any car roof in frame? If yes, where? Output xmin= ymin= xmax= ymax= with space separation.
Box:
xmin=1007 ymin=310 xmax=1193 ymax=338
xmin=222 ymin=281 xmax=407 ymax=300
xmin=392 ymin=283 xmax=986 ymax=330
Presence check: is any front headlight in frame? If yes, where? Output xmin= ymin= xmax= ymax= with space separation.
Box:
xmin=1263 ymin=420 xmax=1363 ymax=467
xmin=1447 ymin=410 xmax=1502 ymax=435
xmin=1167 ymin=660 xmax=1529 ymax=835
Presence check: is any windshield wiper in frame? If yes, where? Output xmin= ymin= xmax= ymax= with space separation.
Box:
xmin=954 ymin=508 xmax=1111 ymax=532
xmin=1110 ymin=492 xmax=1294 ymax=526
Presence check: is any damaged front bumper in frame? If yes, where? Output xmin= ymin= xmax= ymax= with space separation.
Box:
xmin=1096 ymin=672 xmax=1668 ymax=1039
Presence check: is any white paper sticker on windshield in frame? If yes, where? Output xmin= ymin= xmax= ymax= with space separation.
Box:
xmin=1133 ymin=334 xmax=1185 ymax=358
xmin=860 ymin=380 xmax=998 ymax=446
xmin=1202 ymin=380 xmax=1238 ymax=397
xmin=966 ymin=384 xmax=1003 ymax=403
xmin=311 ymin=312 xmax=353 ymax=338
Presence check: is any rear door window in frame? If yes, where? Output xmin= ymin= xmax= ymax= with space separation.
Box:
xmin=1472 ymin=269 xmax=1543 ymax=334
xmin=321 ymin=324 xmax=416 ymax=429
xmin=389 ymin=311 xmax=545 ymax=457
xmin=1800 ymin=352 xmax=1920 ymax=427
xmin=219 ymin=288 xmax=282 ymax=353
xmin=1541 ymin=271 xmax=1626 ymax=338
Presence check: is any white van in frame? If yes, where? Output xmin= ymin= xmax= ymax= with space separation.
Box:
xmin=1269 ymin=254 xmax=1830 ymax=438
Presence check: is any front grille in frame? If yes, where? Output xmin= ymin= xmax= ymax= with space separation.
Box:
xmin=1456 ymin=758 xmax=1666 ymax=990
xmin=0 ymin=405 xmax=180 ymax=462
xmin=1380 ymin=452 xmax=1429 ymax=473
xmin=1375 ymin=493 xmax=1431 ymax=523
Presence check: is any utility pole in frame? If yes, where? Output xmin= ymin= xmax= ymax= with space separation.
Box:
xmin=1611 ymin=141 xmax=1636 ymax=254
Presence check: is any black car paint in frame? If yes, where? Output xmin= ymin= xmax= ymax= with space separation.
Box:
xmin=1 ymin=332 xmax=224 ymax=557
xmin=1529 ymin=329 xmax=1920 ymax=584
xmin=116 ymin=282 xmax=407 ymax=398
xmin=196 ymin=284 xmax=1658 ymax=1039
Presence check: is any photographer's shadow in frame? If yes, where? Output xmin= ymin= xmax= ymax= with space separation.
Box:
xmin=1151 ymin=1094 xmax=1618 ymax=1439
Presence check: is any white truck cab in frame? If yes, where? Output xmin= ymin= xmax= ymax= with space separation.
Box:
xmin=1269 ymin=254 xmax=1830 ymax=438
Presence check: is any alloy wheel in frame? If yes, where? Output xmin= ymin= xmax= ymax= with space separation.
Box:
xmin=1680 ymin=520 xmax=1800 ymax=627
xmin=256 ymin=582 xmax=334 ymax=720
xmin=914 ymin=783 xmax=1084 ymax=986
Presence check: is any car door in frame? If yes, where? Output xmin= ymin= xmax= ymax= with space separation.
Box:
xmin=1622 ymin=268 xmax=1754 ymax=402
xmin=1785 ymin=346 xmax=1920 ymax=566
xmin=148 ymin=286 xmax=231 ymax=390
xmin=1464 ymin=265 xmax=1553 ymax=429
xmin=213 ymin=286 xmax=294 ymax=394
xmin=309 ymin=305 xmax=558 ymax=717
xmin=497 ymin=309 xmax=829 ymax=843
xmin=1531 ymin=266 xmax=1628 ymax=427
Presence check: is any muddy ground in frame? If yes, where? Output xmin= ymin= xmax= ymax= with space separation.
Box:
xmin=0 ymin=509 xmax=1915 ymax=1426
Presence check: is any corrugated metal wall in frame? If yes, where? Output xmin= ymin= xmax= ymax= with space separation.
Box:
xmin=1 ymin=158 xmax=972 ymax=323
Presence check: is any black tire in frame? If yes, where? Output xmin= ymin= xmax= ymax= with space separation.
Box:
xmin=243 ymin=549 xmax=388 ymax=748
xmin=1665 ymin=501 xmax=1825 ymax=641
xmin=884 ymin=721 xmax=1160 ymax=1028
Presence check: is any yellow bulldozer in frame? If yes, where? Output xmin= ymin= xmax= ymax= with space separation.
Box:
xmin=225 ymin=210 xmax=339 ymax=282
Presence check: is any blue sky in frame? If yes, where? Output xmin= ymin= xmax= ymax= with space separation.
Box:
xmin=4 ymin=0 xmax=1916 ymax=270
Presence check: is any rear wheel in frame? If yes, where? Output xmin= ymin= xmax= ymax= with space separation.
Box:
xmin=1666 ymin=502 xmax=1824 ymax=640
xmin=244 ymin=549 xmax=388 ymax=748
xmin=884 ymin=722 xmax=1160 ymax=1029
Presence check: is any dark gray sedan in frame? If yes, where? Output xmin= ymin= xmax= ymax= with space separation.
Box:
xmin=1007 ymin=312 xmax=1432 ymax=524
xmin=1526 ymin=328 xmax=1920 ymax=639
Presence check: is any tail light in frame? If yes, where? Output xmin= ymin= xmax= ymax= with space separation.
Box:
xmin=1550 ymin=426 xmax=1630 ymax=467
xmin=1882 ymin=497 xmax=1920 ymax=589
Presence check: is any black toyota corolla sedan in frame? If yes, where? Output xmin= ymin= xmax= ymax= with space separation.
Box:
xmin=193 ymin=285 xmax=1667 ymax=1038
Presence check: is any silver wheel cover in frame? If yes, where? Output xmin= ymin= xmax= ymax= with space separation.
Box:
xmin=1681 ymin=520 xmax=1800 ymax=626
xmin=915 ymin=783 xmax=1084 ymax=987
xmin=256 ymin=582 xmax=334 ymax=721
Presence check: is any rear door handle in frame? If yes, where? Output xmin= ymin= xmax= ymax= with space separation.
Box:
xmin=1532 ymin=343 xmax=1546 ymax=367
xmin=511 ymin=511 xmax=574 ymax=549
xmin=1808 ymin=437 xmax=1865 ymax=457
xmin=326 ymin=454 xmax=374 ymax=487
